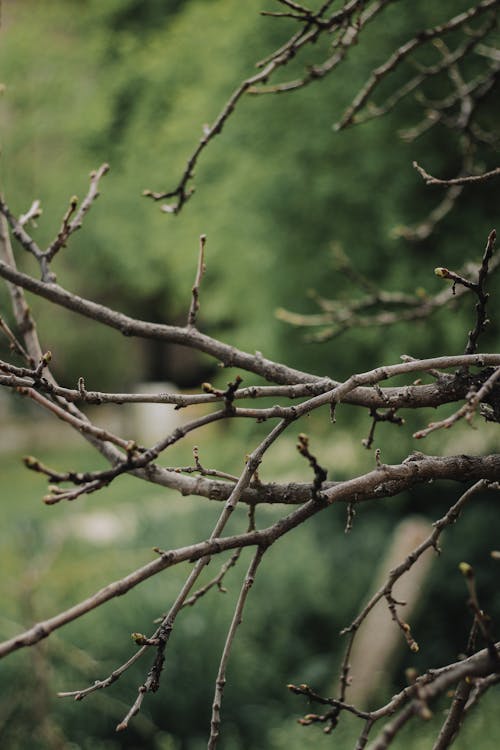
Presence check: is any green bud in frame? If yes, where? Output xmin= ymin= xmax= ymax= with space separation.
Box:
xmin=459 ymin=561 xmax=473 ymax=577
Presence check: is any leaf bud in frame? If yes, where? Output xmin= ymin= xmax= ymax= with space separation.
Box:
xmin=459 ymin=561 xmax=474 ymax=578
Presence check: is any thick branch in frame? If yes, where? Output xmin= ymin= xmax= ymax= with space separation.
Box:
xmin=0 ymin=257 xmax=499 ymax=412
xmin=1 ymin=453 xmax=499 ymax=659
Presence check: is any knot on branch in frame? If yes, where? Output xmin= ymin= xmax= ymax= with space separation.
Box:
xmin=203 ymin=375 xmax=243 ymax=414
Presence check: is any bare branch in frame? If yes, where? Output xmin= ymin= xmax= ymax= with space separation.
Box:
xmin=414 ymin=161 xmax=500 ymax=187
xmin=335 ymin=0 xmax=500 ymax=131
xmin=18 ymin=199 xmax=42 ymax=228
xmin=1 ymin=5 xmax=499 ymax=745
xmin=414 ymin=366 xmax=500 ymax=439
xmin=45 ymin=164 xmax=109 ymax=262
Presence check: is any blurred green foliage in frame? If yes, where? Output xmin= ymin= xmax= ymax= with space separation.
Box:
xmin=1 ymin=0 xmax=498 ymax=387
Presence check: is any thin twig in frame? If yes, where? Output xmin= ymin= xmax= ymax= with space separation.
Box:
xmin=414 ymin=366 xmax=500 ymax=439
xmin=45 ymin=164 xmax=109 ymax=262
xmin=208 ymin=546 xmax=266 ymax=749
xmin=336 ymin=480 xmax=488 ymax=712
xmin=414 ymin=161 xmax=500 ymax=186
xmin=335 ymin=0 xmax=500 ymax=130
xmin=187 ymin=234 xmax=207 ymax=327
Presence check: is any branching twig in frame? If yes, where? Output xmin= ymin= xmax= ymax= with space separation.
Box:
xmin=45 ymin=164 xmax=109 ymax=263
xmin=434 ymin=229 xmax=496 ymax=356
xmin=333 ymin=480 xmax=489 ymax=727
xmin=58 ymin=419 xmax=290 ymax=729
xmin=290 ymin=638 xmax=500 ymax=746
xmin=335 ymin=0 xmax=500 ymax=130
xmin=414 ymin=366 xmax=500 ymax=439
xmin=277 ymin=239 xmax=500 ymax=341
xmin=18 ymin=199 xmax=42 ymax=228
xmin=362 ymin=407 xmax=404 ymax=449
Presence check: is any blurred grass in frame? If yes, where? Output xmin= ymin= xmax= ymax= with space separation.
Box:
xmin=0 ymin=427 xmax=498 ymax=749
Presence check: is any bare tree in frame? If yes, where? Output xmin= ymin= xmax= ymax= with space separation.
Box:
xmin=0 ymin=2 xmax=499 ymax=748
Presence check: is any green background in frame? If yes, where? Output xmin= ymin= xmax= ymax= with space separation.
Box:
xmin=0 ymin=1 xmax=499 ymax=748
